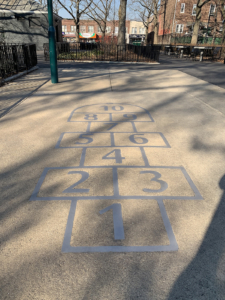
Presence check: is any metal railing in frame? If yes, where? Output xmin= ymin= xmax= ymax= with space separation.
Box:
xmin=158 ymin=33 xmax=224 ymax=46
xmin=43 ymin=42 xmax=160 ymax=63
xmin=155 ymin=44 xmax=225 ymax=62
xmin=0 ymin=44 xmax=37 ymax=82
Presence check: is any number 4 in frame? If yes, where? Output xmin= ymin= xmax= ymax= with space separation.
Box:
xmin=102 ymin=149 xmax=125 ymax=163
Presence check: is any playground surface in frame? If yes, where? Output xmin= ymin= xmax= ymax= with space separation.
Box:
xmin=1 ymin=62 xmax=225 ymax=299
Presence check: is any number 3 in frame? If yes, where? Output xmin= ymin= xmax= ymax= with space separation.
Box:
xmin=140 ymin=171 xmax=168 ymax=193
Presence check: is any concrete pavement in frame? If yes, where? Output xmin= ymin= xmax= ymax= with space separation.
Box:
xmin=0 ymin=68 xmax=50 ymax=119
xmin=1 ymin=63 xmax=225 ymax=299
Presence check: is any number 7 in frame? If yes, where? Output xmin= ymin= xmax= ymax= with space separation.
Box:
xmin=104 ymin=122 xmax=119 ymax=130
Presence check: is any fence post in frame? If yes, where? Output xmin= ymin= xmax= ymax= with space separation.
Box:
xmin=12 ymin=45 xmax=19 ymax=72
xmin=47 ymin=0 xmax=58 ymax=83
xmin=22 ymin=45 xmax=30 ymax=69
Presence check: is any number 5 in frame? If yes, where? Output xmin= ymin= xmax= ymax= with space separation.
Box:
xmin=140 ymin=171 xmax=168 ymax=193
xmin=75 ymin=133 xmax=93 ymax=145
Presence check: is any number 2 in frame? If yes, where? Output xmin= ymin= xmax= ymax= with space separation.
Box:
xmin=63 ymin=171 xmax=89 ymax=193
xmin=140 ymin=171 xmax=168 ymax=193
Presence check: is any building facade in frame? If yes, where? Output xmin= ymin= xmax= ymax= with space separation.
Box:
xmin=129 ymin=20 xmax=146 ymax=44
xmin=62 ymin=19 xmax=130 ymax=43
xmin=158 ymin=0 xmax=224 ymax=42
xmin=0 ymin=0 xmax=62 ymax=50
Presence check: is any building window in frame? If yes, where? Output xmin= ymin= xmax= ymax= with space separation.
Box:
xmin=192 ymin=4 xmax=197 ymax=16
xmin=62 ymin=25 xmax=67 ymax=32
xmin=88 ymin=26 xmax=94 ymax=33
xmin=71 ymin=25 xmax=76 ymax=32
xmin=132 ymin=27 xmax=137 ymax=34
xmin=176 ymin=24 xmax=184 ymax=33
xmin=115 ymin=27 xmax=118 ymax=34
xmin=139 ymin=27 xmax=145 ymax=34
xmin=98 ymin=26 xmax=102 ymax=33
xmin=29 ymin=17 xmax=40 ymax=28
xmin=180 ymin=3 xmax=185 ymax=13
xmin=80 ymin=26 xmax=86 ymax=33
xmin=209 ymin=4 xmax=216 ymax=15
xmin=106 ymin=26 xmax=111 ymax=33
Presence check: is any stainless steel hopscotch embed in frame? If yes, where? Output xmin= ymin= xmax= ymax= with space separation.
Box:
xmin=30 ymin=104 xmax=203 ymax=253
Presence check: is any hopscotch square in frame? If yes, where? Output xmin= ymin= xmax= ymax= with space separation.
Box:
xmin=89 ymin=121 xmax=136 ymax=132
xmin=117 ymin=166 xmax=203 ymax=200
xmin=56 ymin=132 xmax=112 ymax=148
xmin=29 ymin=167 xmax=115 ymax=201
xmin=70 ymin=113 xmax=110 ymax=122
xmin=111 ymin=112 xmax=153 ymax=122
xmin=62 ymin=199 xmax=178 ymax=253
xmin=83 ymin=147 xmax=146 ymax=167
xmin=113 ymin=132 xmax=170 ymax=147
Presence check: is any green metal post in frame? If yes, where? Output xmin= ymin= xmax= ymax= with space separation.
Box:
xmin=47 ymin=0 xmax=58 ymax=83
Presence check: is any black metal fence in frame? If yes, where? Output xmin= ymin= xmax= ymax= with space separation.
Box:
xmin=43 ymin=42 xmax=160 ymax=63
xmin=0 ymin=44 xmax=37 ymax=81
xmin=156 ymin=44 xmax=225 ymax=62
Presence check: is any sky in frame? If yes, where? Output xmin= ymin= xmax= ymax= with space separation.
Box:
xmin=58 ymin=0 xmax=137 ymax=20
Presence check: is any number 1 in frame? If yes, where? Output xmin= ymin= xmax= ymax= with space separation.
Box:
xmin=99 ymin=203 xmax=125 ymax=240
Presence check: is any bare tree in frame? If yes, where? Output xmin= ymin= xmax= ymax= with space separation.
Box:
xmin=56 ymin=0 xmax=93 ymax=42
xmin=191 ymin=0 xmax=212 ymax=44
xmin=118 ymin=0 xmax=127 ymax=45
xmin=130 ymin=0 xmax=160 ymax=44
xmin=152 ymin=0 xmax=160 ymax=44
xmin=86 ymin=0 xmax=113 ymax=40
xmin=130 ymin=0 xmax=154 ymax=45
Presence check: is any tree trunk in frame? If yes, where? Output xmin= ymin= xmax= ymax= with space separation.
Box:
xmin=76 ymin=2 xmax=80 ymax=43
xmin=117 ymin=0 xmax=127 ymax=46
xmin=144 ymin=15 xmax=150 ymax=45
xmin=212 ymin=7 xmax=218 ymax=44
xmin=220 ymin=0 xmax=225 ymax=44
xmin=191 ymin=0 xmax=202 ymax=45
xmin=102 ymin=23 xmax=106 ymax=43
xmin=153 ymin=0 xmax=158 ymax=44
xmin=145 ymin=28 xmax=148 ymax=45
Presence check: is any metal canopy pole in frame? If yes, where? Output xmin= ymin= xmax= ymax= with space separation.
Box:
xmin=47 ymin=0 xmax=58 ymax=83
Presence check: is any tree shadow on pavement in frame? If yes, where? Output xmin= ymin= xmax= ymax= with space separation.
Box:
xmin=167 ymin=174 xmax=225 ymax=299
xmin=1 ymin=64 xmax=225 ymax=299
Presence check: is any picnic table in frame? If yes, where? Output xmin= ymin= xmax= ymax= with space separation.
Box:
xmin=176 ymin=46 xmax=190 ymax=58
xmin=193 ymin=46 xmax=213 ymax=61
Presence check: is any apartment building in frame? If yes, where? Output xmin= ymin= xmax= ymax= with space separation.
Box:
xmin=62 ymin=19 xmax=130 ymax=42
xmin=129 ymin=20 xmax=146 ymax=44
xmin=158 ymin=0 xmax=224 ymax=41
